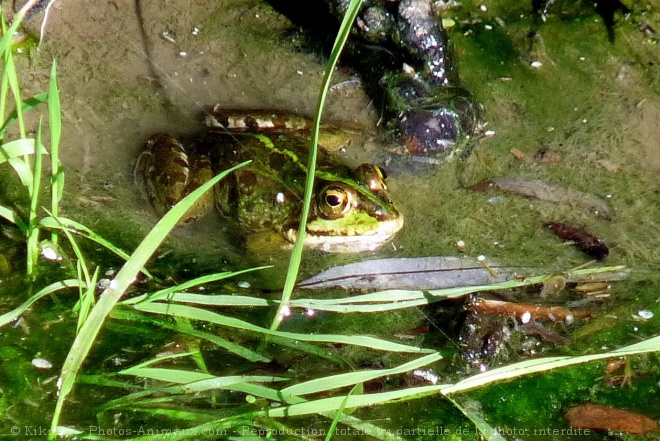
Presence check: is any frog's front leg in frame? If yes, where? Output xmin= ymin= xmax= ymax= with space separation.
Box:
xmin=135 ymin=134 xmax=214 ymax=223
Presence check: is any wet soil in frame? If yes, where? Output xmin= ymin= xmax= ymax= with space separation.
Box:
xmin=4 ymin=0 xmax=659 ymax=275
xmin=5 ymin=0 xmax=380 ymax=267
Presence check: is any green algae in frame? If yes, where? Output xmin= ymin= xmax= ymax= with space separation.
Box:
xmin=0 ymin=0 xmax=659 ymax=439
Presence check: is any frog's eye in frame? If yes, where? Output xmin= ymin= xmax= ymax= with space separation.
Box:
xmin=354 ymin=164 xmax=387 ymax=191
xmin=319 ymin=186 xmax=353 ymax=218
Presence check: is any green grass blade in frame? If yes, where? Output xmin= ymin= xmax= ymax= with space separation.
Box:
xmin=325 ymin=386 xmax=357 ymax=441
xmin=119 ymin=366 xmax=287 ymax=391
xmin=26 ymin=122 xmax=44 ymax=274
xmin=124 ymin=292 xmax=271 ymax=307
xmin=0 ymin=0 xmax=39 ymax=55
xmin=55 ymin=218 xmax=94 ymax=289
xmin=0 ymin=93 xmax=48 ymax=137
xmin=178 ymin=323 xmax=270 ymax=363
xmin=134 ymin=302 xmax=433 ymax=354
xmin=112 ymin=306 xmax=271 ymax=362
xmin=281 ymin=352 xmax=443 ymax=396
xmin=119 ymin=367 xmax=215 ymax=384
xmin=272 ymin=0 xmax=364 ymax=331
xmin=0 ymin=204 xmax=28 ymax=232
xmin=4 ymin=41 xmax=26 ymax=138
xmin=128 ymin=265 xmax=271 ymax=304
xmin=268 ymin=334 xmax=349 ymax=366
xmin=0 ymin=138 xmax=39 ymax=190
xmin=49 ymin=161 xmax=250 ymax=436
xmin=48 ymin=60 xmax=62 ymax=243
xmin=0 ymin=137 xmax=38 ymax=162
xmin=76 ymin=265 xmax=99 ymax=333
xmin=39 ymin=215 xmax=154 ymax=279
xmin=446 ymin=396 xmax=507 ymax=441
xmin=440 ymin=334 xmax=660 ymax=395
xmin=0 ymin=19 xmax=7 ymax=124
xmin=267 ymin=384 xmax=448 ymax=418
xmin=0 ymin=279 xmax=83 ymax=327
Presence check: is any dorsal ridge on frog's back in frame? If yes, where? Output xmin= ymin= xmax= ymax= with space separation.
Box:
xmin=203 ymin=106 xmax=355 ymax=153
xmin=204 ymin=106 xmax=313 ymax=133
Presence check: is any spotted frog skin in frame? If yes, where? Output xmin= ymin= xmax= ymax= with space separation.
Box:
xmin=135 ymin=109 xmax=404 ymax=253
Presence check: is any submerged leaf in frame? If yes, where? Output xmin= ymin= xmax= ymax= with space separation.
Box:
xmin=296 ymin=256 xmax=529 ymax=291
xmin=566 ymin=404 xmax=658 ymax=435
xmin=545 ymin=221 xmax=609 ymax=260
xmin=470 ymin=177 xmax=612 ymax=220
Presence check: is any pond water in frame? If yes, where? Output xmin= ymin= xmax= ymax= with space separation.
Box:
xmin=1 ymin=0 xmax=659 ymax=439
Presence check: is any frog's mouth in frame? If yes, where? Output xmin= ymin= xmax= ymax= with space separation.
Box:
xmin=284 ymin=216 xmax=404 ymax=253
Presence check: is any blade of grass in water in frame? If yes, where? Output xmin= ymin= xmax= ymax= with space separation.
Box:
xmin=0 ymin=139 xmax=37 ymax=190
xmin=281 ymin=352 xmax=443 ymax=396
xmin=446 ymin=396 xmax=506 ymax=441
xmin=440 ymin=334 xmax=660 ymax=395
xmin=3 ymin=30 xmax=27 ymax=140
xmin=124 ymin=265 xmax=272 ymax=304
xmin=48 ymin=60 xmax=63 ymax=244
xmin=26 ymin=120 xmax=44 ymax=275
xmin=0 ymin=138 xmax=38 ymax=161
xmin=0 ymin=205 xmax=28 ymax=232
xmin=134 ymin=302 xmax=432 ymax=354
xmin=49 ymin=161 xmax=250 ymax=437
xmin=53 ymin=219 xmax=100 ymax=330
xmin=0 ymin=1 xmax=40 ymax=55
xmin=39 ymin=215 xmax=154 ymax=279
xmin=0 ymin=279 xmax=84 ymax=327
xmin=0 ymin=93 xmax=48 ymax=137
xmin=111 ymin=307 xmax=272 ymax=363
xmin=325 ymin=386 xmax=357 ymax=441
xmin=272 ymin=0 xmax=364 ymax=331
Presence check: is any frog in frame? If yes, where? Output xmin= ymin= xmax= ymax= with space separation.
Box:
xmin=135 ymin=108 xmax=404 ymax=253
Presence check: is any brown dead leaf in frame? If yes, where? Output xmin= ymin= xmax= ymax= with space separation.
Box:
xmin=566 ymin=404 xmax=658 ymax=435
xmin=510 ymin=149 xmax=530 ymax=162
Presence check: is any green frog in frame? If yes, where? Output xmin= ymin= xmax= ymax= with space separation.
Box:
xmin=135 ymin=108 xmax=404 ymax=253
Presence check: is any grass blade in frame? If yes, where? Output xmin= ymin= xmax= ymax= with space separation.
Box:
xmin=39 ymin=215 xmax=154 ymax=279
xmin=281 ymin=352 xmax=443 ymax=396
xmin=0 ymin=93 xmax=48 ymax=137
xmin=267 ymin=384 xmax=447 ymax=417
xmin=4 ymin=37 xmax=26 ymax=138
xmin=124 ymin=292 xmax=271 ymax=307
xmin=0 ymin=204 xmax=28 ymax=232
xmin=134 ymin=302 xmax=433 ymax=354
xmin=0 ymin=279 xmax=83 ymax=327
xmin=440 ymin=334 xmax=660 ymax=395
xmin=272 ymin=0 xmax=364 ymax=331
xmin=48 ymin=60 xmax=62 ymax=243
xmin=26 ymin=121 xmax=44 ymax=274
xmin=0 ymin=137 xmax=39 ymax=162
xmin=0 ymin=139 xmax=38 ymax=189
xmin=127 ymin=265 xmax=271 ymax=304
xmin=49 ymin=161 xmax=250 ymax=436
xmin=446 ymin=396 xmax=506 ymax=441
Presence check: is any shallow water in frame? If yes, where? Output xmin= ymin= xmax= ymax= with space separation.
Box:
xmin=1 ymin=0 xmax=659 ymax=439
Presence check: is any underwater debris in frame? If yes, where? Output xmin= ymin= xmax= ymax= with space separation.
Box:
xmin=545 ymin=221 xmax=609 ymax=261
xmin=296 ymin=256 xmax=527 ymax=290
xmin=471 ymin=297 xmax=591 ymax=321
xmin=566 ymin=404 xmax=658 ymax=435
xmin=469 ymin=177 xmax=612 ymax=220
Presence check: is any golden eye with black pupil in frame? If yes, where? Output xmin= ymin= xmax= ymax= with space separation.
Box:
xmin=319 ymin=186 xmax=352 ymax=218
